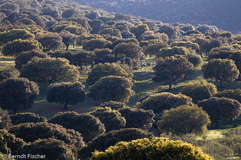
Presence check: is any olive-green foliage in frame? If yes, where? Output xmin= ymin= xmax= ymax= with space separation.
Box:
xmin=207 ymin=50 xmax=233 ymax=61
xmin=2 ymin=39 xmax=39 ymax=56
xmin=86 ymin=63 xmax=133 ymax=86
xmin=9 ymin=122 xmax=85 ymax=149
xmin=198 ymin=97 xmax=241 ymax=124
xmin=170 ymin=41 xmax=200 ymax=51
xmin=90 ymin=107 xmax=126 ymax=132
xmin=82 ymin=38 xmax=110 ymax=51
xmin=0 ymin=129 xmax=25 ymax=154
xmin=79 ymin=128 xmax=154 ymax=160
xmin=119 ymin=107 xmax=155 ymax=129
xmin=181 ymin=81 xmax=217 ymax=103
xmin=51 ymin=21 xmax=87 ymax=35
xmin=10 ymin=112 xmax=46 ymax=125
xmin=0 ymin=78 xmax=39 ymax=113
xmin=15 ymin=50 xmax=48 ymax=70
xmin=48 ymin=112 xmax=105 ymax=142
xmin=186 ymin=54 xmax=203 ymax=67
xmin=130 ymin=24 xmax=149 ymax=40
xmin=0 ymin=108 xmax=11 ymax=130
xmin=89 ymin=76 xmax=135 ymax=103
xmin=214 ymin=89 xmax=241 ymax=103
xmin=157 ymin=105 xmax=211 ymax=135
xmin=98 ymin=101 xmax=127 ymax=110
xmin=153 ymin=55 xmax=194 ymax=89
xmin=99 ymin=28 xmax=122 ymax=38
xmin=0 ymin=29 xmax=34 ymax=45
xmin=20 ymin=57 xmax=80 ymax=84
xmin=60 ymin=30 xmax=76 ymax=51
xmin=229 ymin=51 xmax=241 ymax=73
xmin=47 ymin=50 xmax=95 ymax=66
xmin=22 ymin=138 xmax=77 ymax=160
xmin=112 ymin=38 xmax=139 ymax=48
xmin=47 ymin=82 xmax=85 ymax=109
xmin=94 ymin=48 xmax=115 ymax=64
xmin=91 ymin=137 xmax=214 ymax=160
xmin=143 ymin=40 xmax=168 ymax=56
xmin=113 ymin=42 xmax=144 ymax=68
xmin=135 ymin=92 xmax=193 ymax=114
xmin=157 ymin=46 xmax=188 ymax=58
xmin=68 ymin=17 xmax=92 ymax=32
xmin=36 ymin=32 xmax=63 ymax=51
xmin=202 ymin=59 xmax=239 ymax=87
xmin=112 ymin=42 xmax=143 ymax=59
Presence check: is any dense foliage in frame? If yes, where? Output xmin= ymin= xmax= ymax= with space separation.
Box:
xmin=0 ymin=78 xmax=39 ymax=113
xmin=10 ymin=112 xmax=46 ymax=125
xmin=157 ymin=105 xmax=211 ymax=135
xmin=79 ymin=128 xmax=154 ymax=159
xmin=89 ymin=76 xmax=135 ymax=102
xmin=47 ymin=82 xmax=85 ymax=109
xmin=135 ymin=92 xmax=193 ymax=114
xmin=198 ymin=97 xmax=241 ymax=126
xmin=91 ymin=137 xmax=214 ymax=160
xmin=49 ymin=111 xmax=105 ymax=142
xmin=181 ymin=81 xmax=217 ymax=103
xmin=9 ymin=122 xmax=85 ymax=149
xmin=90 ymin=107 xmax=126 ymax=132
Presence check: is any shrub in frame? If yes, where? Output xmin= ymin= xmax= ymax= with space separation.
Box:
xmin=91 ymin=137 xmax=214 ymax=160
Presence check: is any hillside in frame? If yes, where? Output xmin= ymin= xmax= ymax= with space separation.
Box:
xmin=72 ymin=0 xmax=241 ymax=33
xmin=1 ymin=0 xmax=241 ymax=159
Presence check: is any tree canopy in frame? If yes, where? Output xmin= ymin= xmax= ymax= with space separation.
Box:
xmin=86 ymin=63 xmax=133 ymax=86
xmin=0 ymin=78 xmax=39 ymax=113
xmin=48 ymin=112 xmax=105 ymax=142
xmin=47 ymin=82 xmax=85 ymax=109
xmin=198 ymin=97 xmax=241 ymax=126
xmin=202 ymin=59 xmax=239 ymax=87
xmin=153 ymin=55 xmax=194 ymax=90
xmin=135 ymin=92 xmax=193 ymax=114
xmin=157 ymin=105 xmax=211 ymax=135
xmin=89 ymin=76 xmax=135 ymax=102
xmin=20 ymin=57 xmax=80 ymax=84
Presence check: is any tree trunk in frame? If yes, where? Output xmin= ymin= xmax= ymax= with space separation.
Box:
xmin=66 ymin=44 xmax=69 ymax=51
xmin=64 ymin=102 xmax=68 ymax=110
